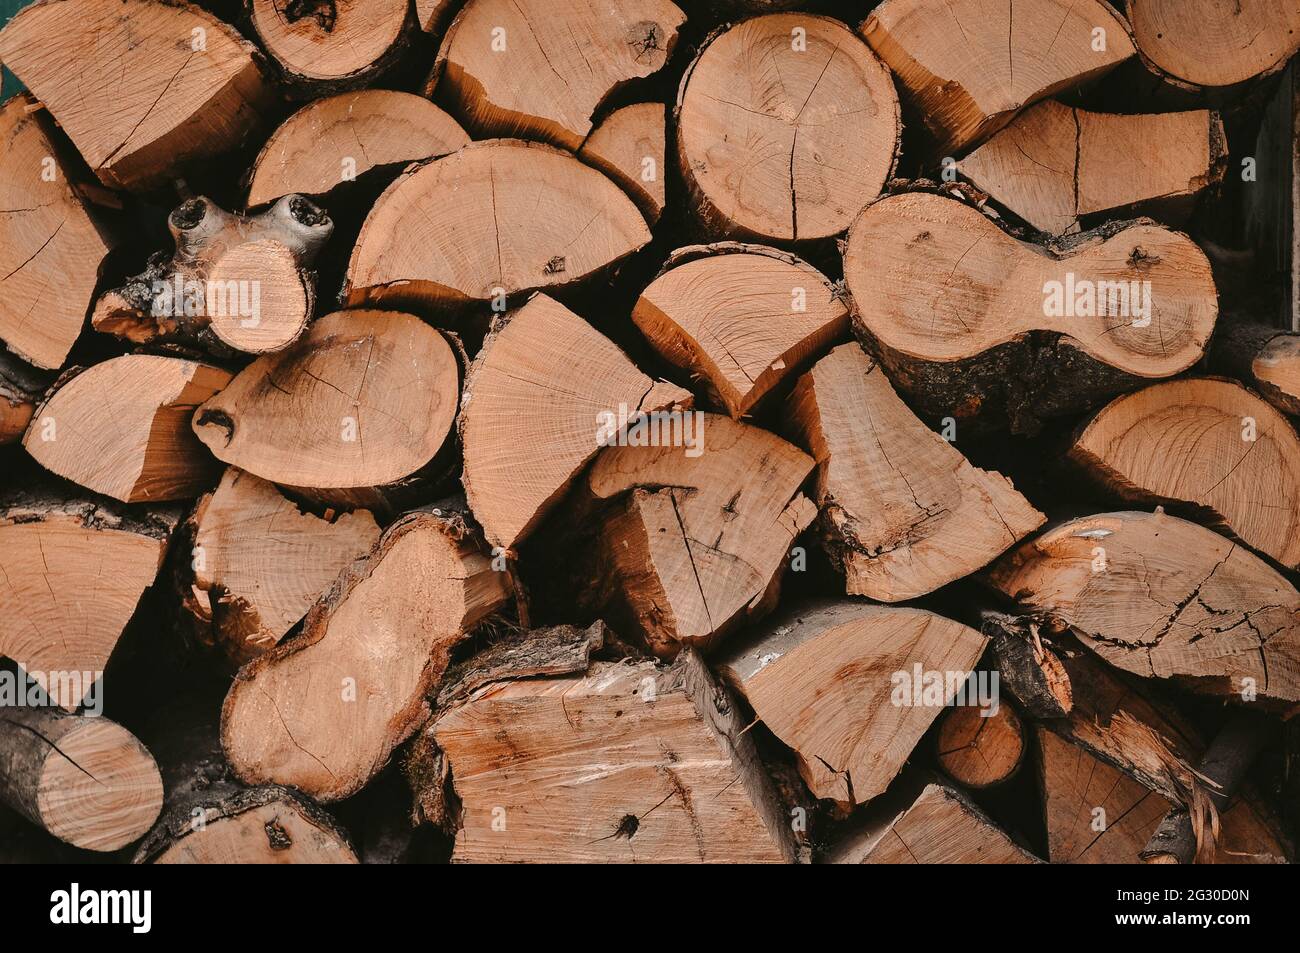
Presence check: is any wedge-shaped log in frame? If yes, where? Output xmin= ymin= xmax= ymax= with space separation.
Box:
xmin=25 ymin=355 xmax=231 ymax=502
xmin=432 ymin=649 xmax=798 ymax=863
xmin=0 ymin=494 xmax=177 ymax=710
xmin=989 ymin=510 xmax=1300 ymax=703
xmin=961 ymin=101 xmax=1227 ymax=235
xmin=587 ymin=413 xmax=815 ymax=657
xmin=222 ymin=506 xmax=510 ymax=802
xmin=844 ymin=191 xmax=1218 ymax=433
xmin=634 ymin=244 xmax=848 ymax=418
xmin=0 ymin=707 xmax=162 ymax=851
xmin=248 ymin=0 xmax=412 ymax=91
xmin=716 ymin=600 xmax=989 ymax=806
xmin=460 ymin=293 xmax=689 ymax=551
xmin=433 ymin=0 xmax=684 ymax=150
xmin=577 ymin=103 xmax=666 ymax=226
xmin=0 ymin=0 xmax=270 ymax=190
xmin=183 ymin=468 xmax=382 ymax=665
xmin=677 ymin=14 xmax=899 ymax=242
xmin=345 ymin=140 xmax=651 ymax=310
xmin=93 ymin=195 xmax=332 ymax=354
xmin=192 ymin=310 xmax=459 ymax=511
xmin=1070 ymin=378 xmax=1300 ymax=568
xmin=246 ymin=91 xmax=469 ymax=208
xmin=859 ymin=0 xmax=1134 ymax=157
xmin=0 ymin=96 xmax=118 ymax=370
xmin=1127 ymin=0 xmax=1300 ymax=93
xmin=1210 ymin=323 xmax=1300 ymax=418
xmin=787 ymin=343 xmax=1044 ymax=599
xmin=826 ymin=777 xmax=1039 ymax=864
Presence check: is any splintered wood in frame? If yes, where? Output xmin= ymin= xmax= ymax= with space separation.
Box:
xmin=2 ymin=0 xmax=1298 ymax=868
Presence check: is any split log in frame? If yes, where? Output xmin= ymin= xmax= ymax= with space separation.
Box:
xmin=0 ymin=0 xmax=271 ymax=190
xmin=1210 ymin=322 xmax=1300 ymax=417
xmin=345 ymin=139 xmax=651 ymax=311
xmin=133 ymin=705 xmax=356 ymax=864
xmin=459 ymin=293 xmax=689 ymax=552
xmin=433 ymin=0 xmax=684 ymax=150
xmin=859 ymin=0 xmax=1135 ymax=158
xmin=0 ymin=494 xmax=178 ymax=710
xmin=989 ymin=510 xmax=1300 ymax=704
xmin=676 ymin=14 xmax=899 ymax=243
xmin=430 ymin=648 xmax=799 ymax=862
xmin=1037 ymin=727 xmax=1177 ymax=863
xmin=0 ymin=707 xmax=162 ymax=851
xmin=960 ymin=100 xmax=1227 ymax=234
xmin=715 ymin=599 xmax=988 ymax=806
xmin=1070 ymin=377 xmax=1300 ymax=568
xmin=0 ymin=95 xmax=118 ymax=371
xmin=786 ymin=343 xmax=1044 ymax=600
xmin=584 ymin=413 xmax=816 ymax=657
xmin=182 ymin=468 xmax=381 ymax=665
xmin=92 ymin=195 xmax=333 ymax=354
xmin=1127 ymin=0 xmax=1300 ymax=94
xmin=192 ymin=310 xmax=460 ymax=512
xmin=248 ymin=0 xmax=413 ymax=92
xmin=935 ymin=701 xmax=1025 ymax=789
xmin=24 ymin=355 xmax=232 ymax=503
xmin=826 ymin=776 xmax=1039 ymax=864
xmin=577 ymin=103 xmax=666 ymax=226
xmin=245 ymin=90 xmax=470 ymax=208
xmin=984 ymin=612 xmax=1072 ymax=719
xmin=221 ymin=505 xmax=510 ymax=802
xmin=633 ymin=244 xmax=848 ymax=418
xmin=1141 ymin=711 xmax=1274 ymax=864
xmin=416 ymin=0 xmax=456 ymax=34
xmin=843 ymin=191 xmax=1218 ymax=433
xmin=0 ymin=351 xmax=48 ymax=445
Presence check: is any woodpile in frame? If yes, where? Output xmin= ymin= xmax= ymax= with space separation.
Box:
xmin=1 ymin=0 xmax=1297 ymax=867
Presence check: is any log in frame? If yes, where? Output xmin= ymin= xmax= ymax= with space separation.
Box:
xmin=676 ymin=14 xmax=899 ymax=243
xmin=429 ymin=647 xmax=799 ymax=863
xmin=133 ymin=704 xmax=356 ymax=864
xmin=459 ymin=293 xmax=690 ymax=552
xmin=786 ymin=342 xmax=1044 ymax=600
xmin=192 ymin=309 xmax=460 ymax=512
xmin=24 ymin=355 xmax=232 ymax=503
xmin=859 ymin=0 xmax=1135 ymax=158
xmin=1037 ymin=727 xmax=1177 ymax=863
xmin=715 ymin=599 xmax=988 ymax=807
xmin=344 ymin=139 xmax=651 ymax=311
xmin=984 ymin=611 xmax=1072 ymax=719
xmin=0 ymin=0 xmax=271 ymax=190
xmin=843 ymin=191 xmax=1219 ymax=433
xmin=577 ymin=103 xmax=666 ymax=226
xmin=92 ymin=195 xmax=333 ymax=354
xmin=432 ymin=0 xmax=684 ymax=150
xmin=245 ymin=90 xmax=470 ymax=208
xmin=935 ymin=701 xmax=1025 ymax=789
xmin=960 ymin=100 xmax=1227 ymax=235
xmin=632 ymin=244 xmax=848 ymax=418
xmin=0 ymin=706 xmax=162 ymax=851
xmin=221 ymin=505 xmax=510 ymax=802
xmin=0 ymin=351 xmax=48 ymax=446
xmin=1126 ymin=0 xmax=1300 ymax=94
xmin=1210 ymin=322 xmax=1300 ymax=417
xmin=248 ymin=0 xmax=413 ymax=92
xmin=1069 ymin=377 xmax=1300 ymax=568
xmin=826 ymin=776 xmax=1039 ymax=864
xmin=0 ymin=494 xmax=178 ymax=710
xmin=989 ymin=510 xmax=1300 ymax=704
xmin=416 ymin=0 xmax=456 ymax=34
xmin=182 ymin=468 xmax=382 ymax=665
xmin=584 ymin=413 xmax=816 ymax=657
xmin=0 ymin=95 xmax=118 ymax=371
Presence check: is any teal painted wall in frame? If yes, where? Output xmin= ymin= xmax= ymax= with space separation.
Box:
xmin=0 ymin=0 xmax=30 ymax=99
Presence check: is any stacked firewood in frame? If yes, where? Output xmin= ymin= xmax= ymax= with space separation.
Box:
xmin=0 ymin=0 xmax=1298 ymax=864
